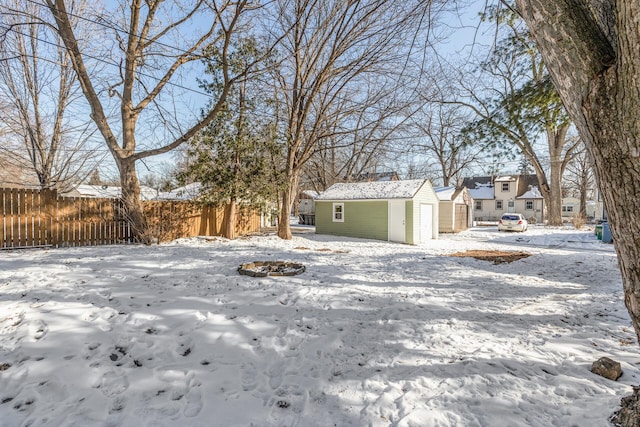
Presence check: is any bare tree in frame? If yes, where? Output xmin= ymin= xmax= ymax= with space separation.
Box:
xmin=453 ymin=5 xmax=578 ymax=225
xmin=563 ymin=140 xmax=595 ymax=219
xmin=411 ymin=103 xmax=483 ymax=187
xmin=0 ymin=0 xmax=99 ymax=190
xmin=43 ymin=0 xmax=260 ymax=242
xmin=514 ymin=0 xmax=640 ymax=349
xmin=303 ymin=84 xmax=414 ymax=192
xmin=268 ymin=0 xmax=442 ymax=239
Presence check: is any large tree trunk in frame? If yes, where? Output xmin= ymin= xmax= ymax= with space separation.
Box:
xmin=117 ymin=157 xmax=149 ymax=244
xmin=516 ymin=0 xmax=640 ymax=341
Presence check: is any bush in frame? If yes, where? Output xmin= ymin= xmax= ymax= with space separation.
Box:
xmin=572 ymin=215 xmax=586 ymax=229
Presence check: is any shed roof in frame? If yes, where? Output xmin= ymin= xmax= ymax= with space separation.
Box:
xmin=316 ymin=179 xmax=428 ymax=201
xmin=434 ymin=186 xmax=455 ymax=201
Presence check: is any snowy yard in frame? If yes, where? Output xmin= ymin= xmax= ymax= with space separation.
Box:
xmin=0 ymin=226 xmax=637 ymax=426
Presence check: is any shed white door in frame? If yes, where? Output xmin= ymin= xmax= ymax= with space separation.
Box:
xmin=388 ymin=200 xmax=405 ymax=242
xmin=420 ymin=204 xmax=433 ymax=242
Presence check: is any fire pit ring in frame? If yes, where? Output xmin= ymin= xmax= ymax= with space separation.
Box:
xmin=238 ymin=261 xmax=306 ymax=277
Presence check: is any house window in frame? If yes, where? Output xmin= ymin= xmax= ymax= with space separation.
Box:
xmin=475 ymin=200 xmax=482 ymax=211
xmin=502 ymin=182 xmax=510 ymax=192
xmin=525 ymin=200 xmax=534 ymax=210
xmin=332 ymin=203 xmax=344 ymax=222
xmin=495 ymin=200 xmax=503 ymax=210
xmin=562 ymin=206 xmax=574 ymax=213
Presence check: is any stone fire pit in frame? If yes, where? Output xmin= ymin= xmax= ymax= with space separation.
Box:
xmin=237 ymin=261 xmax=306 ymax=277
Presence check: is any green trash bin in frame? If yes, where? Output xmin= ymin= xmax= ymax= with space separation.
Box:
xmin=596 ymin=224 xmax=603 ymax=240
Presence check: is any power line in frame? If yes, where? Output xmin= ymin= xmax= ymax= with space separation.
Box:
xmin=1 ymin=2 xmax=572 ymax=172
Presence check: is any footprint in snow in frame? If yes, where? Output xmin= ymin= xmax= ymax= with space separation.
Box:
xmin=183 ymin=387 xmax=203 ymax=417
xmin=95 ymin=371 xmax=129 ymax=397
xmin=176 ymin=336 xmax=194 ymax=357
xmin=109 ymin=396 xmax=126 ymax=414
xmin=241 ymin=363 xmax=258 ymax=392
xmin=29 ymin=320 xmax=47 ymax=340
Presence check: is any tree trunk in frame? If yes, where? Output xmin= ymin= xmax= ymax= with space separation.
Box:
xmin=277 ymin=171 xmax=300 ymax=240
xmin=117 ymin=157 xmax=149 ymax=244
xmin=547 ymin=156 xmax=564 ymax=225
xmin=517 ymin=0 xmax=640 ymax=341
xmin=224 ymin=198 xmax=237 ymax=240
xmin=579 ymin=172 xmax=588 ymax=219
xmin=277 ymin=190 xmax=293 ymax=240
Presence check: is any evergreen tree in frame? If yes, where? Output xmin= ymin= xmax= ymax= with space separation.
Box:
xmin=181 ymin=37 xmax=282 ymax=239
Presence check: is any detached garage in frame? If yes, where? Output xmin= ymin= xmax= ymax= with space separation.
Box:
xmin=435 ymin=186 xmax=473 ymax=233
xmin=315 ymin=179 xmax=439 ymax=244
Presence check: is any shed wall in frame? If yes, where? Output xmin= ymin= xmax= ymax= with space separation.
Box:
xmin=407 ymin=183 xmax=439 ymax=244
xmin=438 ymin=201 xmax=454 ymax=233
xmin=315 ymin=201 xmax=388 ymax=241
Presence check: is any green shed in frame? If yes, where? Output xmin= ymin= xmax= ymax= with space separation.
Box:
xmin=315 ymin=179 xmax=439 ymax=244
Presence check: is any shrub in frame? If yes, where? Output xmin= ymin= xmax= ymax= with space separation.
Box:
xmin=572 ymin=215 xmax=586 ymax=229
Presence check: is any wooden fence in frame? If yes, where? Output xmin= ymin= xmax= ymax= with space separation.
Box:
xmin=0 ymin=188 xmax=262 ymax=249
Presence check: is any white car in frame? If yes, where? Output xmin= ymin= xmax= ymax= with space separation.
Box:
xmin=498 ymin=213 xmax=528 ymax=232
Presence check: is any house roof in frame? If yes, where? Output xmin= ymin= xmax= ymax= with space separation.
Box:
xmin=460 ymin=174 xmax=541 ymax=200
xmin=64 ymin=184 xmax=159 ymax=200
xmin=0 ymin=158 xmax=41 ymax=189
xmin=157 ymin=182 xmax=202 ymax=200
xmin=468 ymin=183 xmax=494 ymax=200
xmin=300 ymin=190 xmax=320 ymax=199
xmin=517 ymin=186 xmax=543 ymax=199
xmin=316 ymin=179 xmax=429 ymax=201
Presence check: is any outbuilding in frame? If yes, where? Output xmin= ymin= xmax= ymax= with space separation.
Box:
xmin=315 ymin=179 xmax=439 ymax=244
xmin=435 ymin=186 xmax=473 ymax=233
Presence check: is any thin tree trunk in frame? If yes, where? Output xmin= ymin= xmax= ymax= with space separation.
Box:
xmin=278 ymin=190 xmax=293 ymax=240
xmin=224 ymin=198 xmax=237 ymax=240
xmin=277 ymin=171 xmax=299 ymax=240
xmin=547 ymin=157 xmax=564 ymax=225
xmin=579 ymin=187 xmax=587 ymax=219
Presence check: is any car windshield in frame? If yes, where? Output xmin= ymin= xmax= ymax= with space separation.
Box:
xmin=502 ymin=215 xmax=520 ymax=220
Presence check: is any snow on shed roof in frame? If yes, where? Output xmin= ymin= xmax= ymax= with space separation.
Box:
xmin=316 ymin=179 xmax=428 ymax=201
xmin=434 ymin=186 xmax=456 ymax=201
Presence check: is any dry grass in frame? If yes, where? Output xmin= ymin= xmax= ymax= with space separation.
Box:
xmin=294 ymin=246 xmax=350 ymax=254
xmin=572 ymin=215 xmax=586 ymax=230
xmin=448 ymin=250 xmax=531 ymax=264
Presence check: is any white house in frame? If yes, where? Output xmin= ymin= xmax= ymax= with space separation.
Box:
xmin=461 ymin=175 xmax=545 ymax=223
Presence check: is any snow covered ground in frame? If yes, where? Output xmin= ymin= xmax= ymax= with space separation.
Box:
xmin=0 ymin=225 xmax=636 ymax=426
